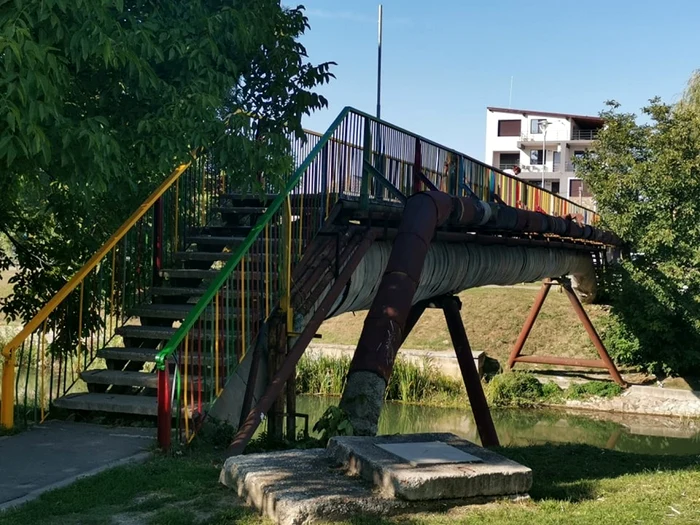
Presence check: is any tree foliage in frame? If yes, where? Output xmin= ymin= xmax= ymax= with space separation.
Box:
xmin=576 ymin=72 xmax=700 ymax=374
xmin=0 ymin=0 xmax=334 ymax=321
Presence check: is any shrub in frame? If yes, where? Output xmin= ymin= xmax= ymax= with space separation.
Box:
xmin=486 ymin=372 xmax=544 ymax=407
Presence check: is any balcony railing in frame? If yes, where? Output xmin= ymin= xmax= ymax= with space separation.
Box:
xmin=571 ymin=129 xmax=599 ymax=140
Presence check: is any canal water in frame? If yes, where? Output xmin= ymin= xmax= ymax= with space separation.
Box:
xmin=296 ymin=395 xmax=700 ymax=455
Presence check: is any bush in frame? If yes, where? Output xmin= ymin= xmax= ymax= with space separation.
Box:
xmin=486 ymin=372 xmax=544 ymax=407
xmin=565 ymin=381 xmax=623 ymax=400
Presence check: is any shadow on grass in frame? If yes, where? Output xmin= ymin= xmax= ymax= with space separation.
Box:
xmin=497 ymin=443 xmax=700 ymax=502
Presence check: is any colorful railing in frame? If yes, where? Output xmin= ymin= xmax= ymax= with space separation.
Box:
xmin=0 ymin=157 xmax=230 ymax=428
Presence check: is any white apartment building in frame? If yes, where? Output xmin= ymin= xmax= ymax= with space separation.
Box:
xmin=484 ymin=107 xmax=603 ymax=209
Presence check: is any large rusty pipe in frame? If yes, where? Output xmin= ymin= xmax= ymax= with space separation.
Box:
xmin=339 ymin=191 xmax=454 ymax=435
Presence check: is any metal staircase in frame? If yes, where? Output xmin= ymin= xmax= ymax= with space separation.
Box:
xmin=52 ymin=194 xmax=274 ymax=417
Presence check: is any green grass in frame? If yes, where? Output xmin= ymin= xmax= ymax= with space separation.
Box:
xmin=2 ymin=440 xmax=698 ymax=525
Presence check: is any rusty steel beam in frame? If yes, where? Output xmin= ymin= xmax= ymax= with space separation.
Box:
xmin=507 ymin=279 xmax=554 ymax=369
xmin=229 ymin=230 xmax=376 ymax=455
xmin=512 ymin=355 xmax=607 ymax=368
xmin=560 ymin=280 xmax=626 ymax=386
xmin=440 ymin=296 xmax=500 ymax=447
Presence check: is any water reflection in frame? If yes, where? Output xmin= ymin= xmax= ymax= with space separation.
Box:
xmin=296 ymin=395 xmax=700 ymax=456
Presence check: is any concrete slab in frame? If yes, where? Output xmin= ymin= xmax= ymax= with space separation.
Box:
xmin=0 ymin=421 xmax=153 ymax=510
xmin=220 ymin=447 xmax=528 ymax=525
xmin=328 ymin=432 xmax=532 ymax=501
xmin=376 ymin=441 xmax=483 ymax=466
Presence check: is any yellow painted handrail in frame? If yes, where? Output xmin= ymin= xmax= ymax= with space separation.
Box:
xmin=1 ymin=161 xmax=191 ymax=359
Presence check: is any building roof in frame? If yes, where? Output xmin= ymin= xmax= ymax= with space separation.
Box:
xmin=487 ymin=106 xmax=604 ymax=125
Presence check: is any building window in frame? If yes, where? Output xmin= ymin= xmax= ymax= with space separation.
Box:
xmin=569 ymin=178 xmax=592 ymax=198
xmin=530 ymin=149 xmax=544 ymax=165
xmin=551 ymin=181 xmax=561 ymax=194
xmin=530 ymin=118 xmax=547 ymax=134
xmin=499 ymin=153 xmax=520 ymax=170
xmin=497 ymin=120 xmax=521 ymax=137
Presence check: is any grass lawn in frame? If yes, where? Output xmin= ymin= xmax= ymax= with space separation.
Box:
xmin=318 ymin=285 xmax=611 ymax=366
xmin=2 ymin=440 xmax=698 ymax=525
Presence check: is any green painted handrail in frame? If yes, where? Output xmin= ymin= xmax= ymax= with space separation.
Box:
xmin=154 ymin=107 xmax=353 ymax=369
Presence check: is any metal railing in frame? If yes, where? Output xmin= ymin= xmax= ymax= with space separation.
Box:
xmin=571 ymin=129 xmax=599 ymax=141
xmin=0 ymin=159 xmax=222 ymax=428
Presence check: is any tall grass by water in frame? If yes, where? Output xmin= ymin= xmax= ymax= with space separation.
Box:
xmin=296 ymin=354 xmax=467 ymax=406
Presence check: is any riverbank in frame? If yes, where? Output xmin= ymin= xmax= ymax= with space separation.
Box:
xmin=298 ymin=352 xmax=700 ymax=419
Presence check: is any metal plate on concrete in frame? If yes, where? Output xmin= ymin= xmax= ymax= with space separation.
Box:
xmin=376 ymin=441 xmax=483 ymax=466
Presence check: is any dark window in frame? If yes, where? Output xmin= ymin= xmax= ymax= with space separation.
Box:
xmin=553 ymin=151 xmax=561 ymax=170
xmin=551 ymin=181 xmax=561 ymax=194
xmin=569 ymin=179 xmax=592 ymax=198
xmin=498 ymin=120 xmax=521 ymax=137
xmin=573 ymin=150 xmax=586 ymax=158
xmin=500 ymin=153 xmax=520 ymax=166
xmin=530 ymin=118 xmax=547 ymax=134
xmin=530 ymin=149 xmax=544 ymax=165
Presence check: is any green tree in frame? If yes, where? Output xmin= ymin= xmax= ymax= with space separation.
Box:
xmin=576 ymin=72 xmax=700 ymax=374
xmin=0 ymin=0 xmax=333 ymax=321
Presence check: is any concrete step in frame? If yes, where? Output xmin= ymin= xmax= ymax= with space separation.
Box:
xmin=211 ymin=206 xmax=267 ymax=215
xmin=218 ymin=194 xmax=277 ymax=206
xmin=115 ymin=325 xmax=177 ymax=341
xmin=173 ymin=251 xmax=234 ymax=262
xmin=188 ymin=235 xmax=247 ymax=246
xmin=53 ymin=393 xmax=158 ymax=416
xmin=160 ymin=268 xmax=220 ymax=280
xmin=81 ymin=369 xmax=158 ymax=389
xmin=98 ymin=346 xmax=239 ymax=364
xmin=150 ymin=286 xmax=208 ymax=298
xmin=98 ymin=346 xmax=162 ymax=363
xmin=129 ymin=303 xmax=241 ymax=321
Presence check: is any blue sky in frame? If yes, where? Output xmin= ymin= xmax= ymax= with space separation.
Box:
xmin=297 ymin=0 xmax=700 ymax=159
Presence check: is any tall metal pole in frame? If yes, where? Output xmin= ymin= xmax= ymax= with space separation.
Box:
xmin=376 ymin=4 xmax=383 ymax=119
xmin=541 ymin=128 xmax=546 ymax=189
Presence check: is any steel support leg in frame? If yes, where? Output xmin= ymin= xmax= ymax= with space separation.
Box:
xmin=441 ymin=296 xmax=500 ymax=447
xmin=507 ymin=279 xmax=553 ymax=369
xmin=560 ymin=280 xmax=626 ymax=386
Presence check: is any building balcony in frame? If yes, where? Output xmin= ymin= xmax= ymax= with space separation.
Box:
xmin=571 ymin=129 xmax=599 ymax=141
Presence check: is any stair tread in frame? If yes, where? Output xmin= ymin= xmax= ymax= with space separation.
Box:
xmin=160 ymin=268 xmax=220 ymax=279
xmin=81 ymin=369 xmax=157 ymax=388
xmin=129 ymin=303 xmax=241 ymax=320
xmin=150 ymin=286 xmax=209 ymax=297
xmin=98 ymin=346 xmax=237 ymax=363
xmin=173 ymin=251 xmax=234 ymax=262
xmin=188 ymin=235 xmax=247 ymax=244
xmin=211 ymin=206 xmax=267 ymax=214
xmin=98 ymin=347 xmax=161 ymax=362
xmin=53 ymin=393 xmax=158 ymax=416
xmin=115 ymin=325 xmax=177 ymax=339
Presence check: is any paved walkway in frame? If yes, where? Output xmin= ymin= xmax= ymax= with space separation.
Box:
xmin=0 ymin=421 xmax=153 ymax=510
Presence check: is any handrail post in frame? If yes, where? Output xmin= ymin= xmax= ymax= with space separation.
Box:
xmin=152 ymin=196 xmax=164 ymax=288
xmin=157 ymin=367 xmax=171 ymax=450
xmin=1 ymin=353 xmax=15 ymax=428
xmin=360 ymin=118 xmax=371 ymax=209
